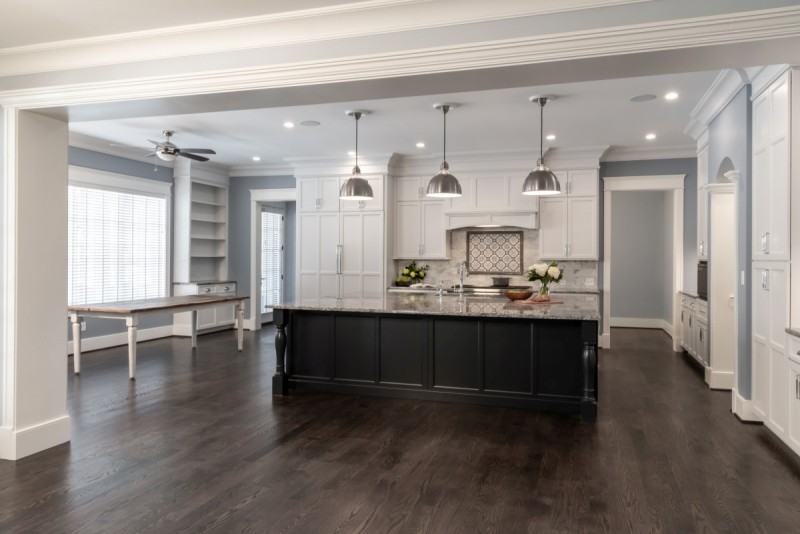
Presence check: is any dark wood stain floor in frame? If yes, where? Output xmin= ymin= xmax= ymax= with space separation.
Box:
xmin=1 ymin=327 xmax=800 ymax=533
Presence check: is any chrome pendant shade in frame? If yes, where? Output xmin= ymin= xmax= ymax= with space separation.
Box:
xmin=340 ymin=110 xmax=373 ymax=201
xmin=427 ymin=104 xmax=462 ymax=198
xmin=522 ymin=97 xmax=561 ymax=196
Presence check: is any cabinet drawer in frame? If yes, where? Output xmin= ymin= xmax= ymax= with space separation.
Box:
xmin=790 ymin=333 xmax=800 ymax=365
xmin=197 ymin=284 xmax=216 ymax=295
xmin=215 ymin=283 xmax=236 ymax=295
xmin=696 ymin=300 xmax=708 ymax=322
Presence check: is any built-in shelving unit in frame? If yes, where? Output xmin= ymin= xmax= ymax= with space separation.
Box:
xmin=182 ymin=178 xmax=229 ymax=282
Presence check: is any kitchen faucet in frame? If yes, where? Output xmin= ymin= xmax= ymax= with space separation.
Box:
xmin=458 ymin=261 xmax=468 ymax=292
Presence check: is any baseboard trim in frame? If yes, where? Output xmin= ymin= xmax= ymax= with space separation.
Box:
xmin=610 ymin=317 xmax=673 ymax=336
xmin=599 ymin=333 xmax=611 ymax=349
xmin=707 ymin=369 xmax=734 ymax=390
xmin=0 ymin=415 xmax=71 ymax=461
xmin=172 ymin=323 xmax=235 ymax=337
xmin=67 ymin=325 xmax=173 ymax=354
xmin=733 ymin=389 xmax=762 ymax=422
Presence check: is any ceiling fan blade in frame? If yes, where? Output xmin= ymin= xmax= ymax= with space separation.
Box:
xmin=144 ymin=152 xmax=157 ymax=157
xmin=179 ymin=148 xmax=216 ymax=154
xmin=109 ymin=144 xmax=151 ymax=149
xmin=147 ymin=139 xmax=160 ymax=145
xmin=178 ymin=151 xmax=210 ymax=162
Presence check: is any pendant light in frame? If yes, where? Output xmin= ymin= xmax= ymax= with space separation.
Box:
xmin=522 ymin=96 xmax=561 ymax=196
xmin=340 ymin=110 xmax=373 ymax=200
xmin=426 ymin=103 xmax=462 ymax=198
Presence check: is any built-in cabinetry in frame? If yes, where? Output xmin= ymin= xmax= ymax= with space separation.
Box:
xmin=297 ymin=175 xmax=386 ymax=299
xmin=539 ymin=169 xmax=599 ymax=260
xmin=697 ymin=137 xmax=709 ymax=259
xmin=444 ymin=174 xmax=539 ymax=230
xmin=173 ymin=281 xmax=237 ymax=330
xmin=173 ymin=160 xmax=234 ymax=334
xmin=750 ymin=67 xmax=797 ymax=457
xmin=680 ymin=294 xmax=709 ymax=367
xmin=394 ymin=176 xmax=447 ymax=259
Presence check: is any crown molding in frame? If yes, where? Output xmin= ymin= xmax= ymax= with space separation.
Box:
xmin=683 ymin=69 xmax=748 ymax=141
xmin=3 ymin=6 xmax=800 ymax=109
xmin=286 ymin=153 xmax=398 ymax=177
xmin=0 ymin=0 xmax=647 ymax=78
xmin=229 ymin=165 xmax=296 ymax=178
xmin=602 ymin=144 xmax=696 ymax=162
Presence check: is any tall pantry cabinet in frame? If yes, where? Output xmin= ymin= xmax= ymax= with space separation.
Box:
xmin=296 ymin=169 xmax=388 ymax=300
xmin=751 ymin=67 xmax=800 ymax=457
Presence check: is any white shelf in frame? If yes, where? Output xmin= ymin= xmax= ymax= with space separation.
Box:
xmin=191 ymin=235 xmax=226 ymax=241
xmin=191 ymin=215 xmax=226 ymax=224
xmin=191 ymin=254 xmax=226 ymax=258
xmin=191 ymin=198 xmax=225 ymax=207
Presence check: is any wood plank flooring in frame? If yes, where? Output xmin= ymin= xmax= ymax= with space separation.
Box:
xmin=1 ymin=327 xmax=799 ymax=533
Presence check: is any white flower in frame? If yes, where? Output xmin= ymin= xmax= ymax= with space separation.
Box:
xmin=534 ymin=264 xmax=548 ymax=277
xmin=547 ymin=266 xmax=561 ymax=279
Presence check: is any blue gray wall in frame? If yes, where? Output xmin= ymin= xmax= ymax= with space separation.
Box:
xmin=609 ymin=190 xmax=673 ymax=322
xmin=67 ymin=147 xmax=175 ymax=341
xmin=227 ymin=175 xmax=296 ymax=319
xmin=708 ymin=86 xmax=752 ymax=397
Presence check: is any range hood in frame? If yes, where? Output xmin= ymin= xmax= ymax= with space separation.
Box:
xmin=446 ymin=211 xmax=538 ymax=230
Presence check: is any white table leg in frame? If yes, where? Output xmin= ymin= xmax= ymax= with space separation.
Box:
xmin=237 ymin=300 xmax=245 ymax=351
xmin=191 ymin=310 xmax=198 ymax=349
xmin=127 ymin=315 xmax=139 ymax=380
xmin=70 ymin=313 xmax=83 ymax=375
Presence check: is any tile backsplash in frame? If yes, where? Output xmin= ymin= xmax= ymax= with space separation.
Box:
xmin=394 ymin=228 xmax=598 ymax=291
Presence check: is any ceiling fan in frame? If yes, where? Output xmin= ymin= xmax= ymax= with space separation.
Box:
xmin=114 ymin=130 xmax=216 ymax=162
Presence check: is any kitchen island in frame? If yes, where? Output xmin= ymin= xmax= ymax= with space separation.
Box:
xmin=272 ymin=292 xmax=599 ymax=421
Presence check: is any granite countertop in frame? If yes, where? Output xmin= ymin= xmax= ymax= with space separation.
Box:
xmin=275 ymin=292 xmax=600 ymax=321
xmin=787 ymin=327 xmax=800 ymax=338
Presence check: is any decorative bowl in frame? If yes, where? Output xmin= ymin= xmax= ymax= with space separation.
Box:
xmin=504 ymin=289 xmax=534 ymax=301
xmin=394 ymin=280 xmax=412 ymax=287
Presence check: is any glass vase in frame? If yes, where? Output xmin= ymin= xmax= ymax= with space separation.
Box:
xmin=532 ymin=282 xmax=551 ymax=302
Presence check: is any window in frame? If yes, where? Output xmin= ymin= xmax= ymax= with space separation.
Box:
xmin=68 ymin=167 xmax=170 ymax=305
xmin=260 ymin=208 xmax=285 ymax=314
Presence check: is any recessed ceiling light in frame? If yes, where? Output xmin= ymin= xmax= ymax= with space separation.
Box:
xmin=546 ymin=134 xmax=556 ymax=141
xmin=645 ymin=133 xmax=657 ymax=140
xmin=252 ymin=156 xmax=261 ymax=162
xmin=299 ymin=120 xmax=320 ymax=127
xmin=665 ymin=92 xmax=679 ymax=101
xmin=348 ymin=150 xmax=356 ymax=156
xmin=416 ymin=142 xmax=426 ymax=148
xmin=283 ymin=121 xmax=295 ymax=129
xmin=630 ymin=94 xmax=657 ymax=103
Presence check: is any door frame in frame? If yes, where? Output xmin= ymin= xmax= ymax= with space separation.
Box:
xmin=602 ymin=175 xmax=685 ymax=350
xmin=259 ymin=205 xmax=286 ymax=324
xmin=248 ymin=188 xmax=295 ymax=331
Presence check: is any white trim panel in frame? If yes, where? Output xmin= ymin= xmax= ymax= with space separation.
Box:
xmin=603 ymin=174 xmax=686 ymax=191
xmin=0 ymin=415 xmax=71 ymax=461
xmin=610 ymin=317 xmax=673 ymax=336
xmin=68 ymin=165 xmax=172 ymax=196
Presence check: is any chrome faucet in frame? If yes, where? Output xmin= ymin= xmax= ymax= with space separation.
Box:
xmin=457 ymin=261 xmax=468 ymax=292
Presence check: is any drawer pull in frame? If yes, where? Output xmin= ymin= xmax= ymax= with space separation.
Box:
xmin=224 ymin=286 xmax=230 ymax=291
xmin=796 ymin=376 xmax=800 ymax=400
xmin=204 ymin=287 xmax=211 ymax=293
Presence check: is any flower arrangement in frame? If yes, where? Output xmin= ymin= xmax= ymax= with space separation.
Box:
xmin=395 ymin=260 xmax=429 ymax=286
xmin=527 ymin=261 xmax=563 ymax=301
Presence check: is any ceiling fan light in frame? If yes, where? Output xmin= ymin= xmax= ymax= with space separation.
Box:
xmin=340 ymin=166 xmax=374 ymax=200
xmin=156 ymin=151 xmax=177 ymax=162
xmin=426 ymin=163 xmax=462 ymax=198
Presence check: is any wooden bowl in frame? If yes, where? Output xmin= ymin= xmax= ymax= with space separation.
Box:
xmin=504 ymin=289 xmax=534 ymax=301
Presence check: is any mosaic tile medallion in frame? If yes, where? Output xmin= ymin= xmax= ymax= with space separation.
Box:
xmin=466 ymin=231 xmax=523 ymax=274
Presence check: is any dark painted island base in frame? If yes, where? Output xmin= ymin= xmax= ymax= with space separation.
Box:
xmin=273 ymin=308 xmax=598 ymax=421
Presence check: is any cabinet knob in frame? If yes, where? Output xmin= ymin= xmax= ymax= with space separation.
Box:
xmin=204 ymin=287 xmax=211 ymax=293
xmin=224 ymin=286 xmax=230 ymax=291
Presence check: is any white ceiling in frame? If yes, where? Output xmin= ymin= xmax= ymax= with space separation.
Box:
xmin=69 ymin=69 xmax=719 ymax=170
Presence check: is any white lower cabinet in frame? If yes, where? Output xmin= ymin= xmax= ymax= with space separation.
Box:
xmin=298 ymin=211 xmax=384 ymax=299
xmin=789 ymin=357 xmax=800 ymax=454
xmin=173 ymin=281 xmax=237 ymax=334
xmin=679 ymin=295 xmax=708 ymax=367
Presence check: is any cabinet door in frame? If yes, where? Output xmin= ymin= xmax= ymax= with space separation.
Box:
xmin=687 ymin=312 xmax=697 ymax=357
xmin=539 ymin=198 xmax=568 ymax=259
xmin=697 ymin=321 xmax=709 ymax=366
xmin=508 ymin=175 xmax=539 ymax=211
xmin=769 ymin=348 xmax=790 ymax=438
xmin=768 ymin=75 xmax=790 ymax=260
xmin=298 ymin=178 xmax=320 ymax=212
xmin=448 ymin=176 xmax=476 ymax=211
xmin=394 ymin=202 xmax=422 ymax=258
xmin=752 ymin=263 xmax=771 ymax=420
xmin=474 ymin=177 xmax=507 ymax=210
xmin=297 ymin=213 xmax=321 ymax=298
xmin=697 ymin=146 xmax=709 ymax=259
xmin=340 ymin=212 xmax=384 ymax=297
xmin=318 ymin=177 xmax=341 ymax=212
xmin=680 ymin=305 xmax=690 ymax=350
xmin=567 ymin=170 xmax=598 ymax=197
xmin=567 ymin=196 xmax=598 ymax=259
xmin=421 ymin=202 xmax=447 ymax=258
xmin=396 ymin=177 xmax=423 ymax=202
xmin=752 ymin=144 xmax=771 ymax=258
xmin=789 ymin=360 xmax=800 ymax=453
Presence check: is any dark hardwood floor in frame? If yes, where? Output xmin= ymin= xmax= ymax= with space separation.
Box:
xmin=1 ymin=327 xmax=799 ymax=533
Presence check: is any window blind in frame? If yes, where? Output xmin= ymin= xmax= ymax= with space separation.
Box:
xmin=68 ymin=185 xmax=167 ymax=305
xmin=260 ymin=211 xmax=284 ymax=314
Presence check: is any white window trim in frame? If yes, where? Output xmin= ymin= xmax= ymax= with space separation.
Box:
xmin=68 ymin=165 xmax=173 ymax=300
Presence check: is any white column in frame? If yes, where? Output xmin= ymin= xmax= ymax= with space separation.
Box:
xmin=0 ymin=107 xmax=71 ymax=460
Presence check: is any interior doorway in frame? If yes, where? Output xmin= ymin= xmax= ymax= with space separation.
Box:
xmin=260 ymin=206 xmax=285 ymax=323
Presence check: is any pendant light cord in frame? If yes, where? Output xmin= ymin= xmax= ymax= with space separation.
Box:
xmin=539 ymin=101 xmax=544 ymax=159
xmin=441 ymin=105 xmax=449 ymax=163
xmin=354 ymin=112 xmax=360 ymax=169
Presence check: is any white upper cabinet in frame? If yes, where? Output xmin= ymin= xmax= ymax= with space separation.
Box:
xmin=538 ymin=168 xmax=599 ymax=260
xmin=298 ymin=176 xmax=341 ymax=212
xmin=339 ymin=175 xmax=385 ymax=211
xmin=508 ymin=175 xmax=540 ymax=211
xmin=752 ymin=71 xmax=791 ymax=260
xmin=393 ymin=176 xmax=447 ymax=259
xmin=446 ymin=175 xmax=539 ymax=214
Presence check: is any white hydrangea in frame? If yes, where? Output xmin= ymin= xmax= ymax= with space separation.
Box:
xmin=534 ymin=263 xmax=548 ymax=277
xmin=547 ymin=266 xmax=561 ymax=279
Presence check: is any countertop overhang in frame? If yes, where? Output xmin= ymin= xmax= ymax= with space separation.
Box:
xmin=274 ymin=292 xmax=599 ymax=321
